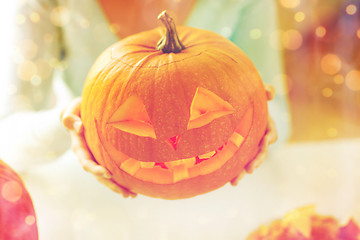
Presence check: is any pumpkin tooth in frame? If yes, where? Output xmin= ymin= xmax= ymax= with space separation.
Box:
xmin=172 ymin=165 xmax=189 ymax=182
xmin=183 ymin=157 xmax=196 ymax=167
xmin=229 ymin=132 xmax=245 ymax=148
xmin=198 ymin=150 xmax=216 ymax=159
xmin=120 ymin=159 xmax=141 ymax=175
xmin=165 ymin=158 xmax=196 ymax=169
xmin=140 ymin=162 xmax=156 ymax=168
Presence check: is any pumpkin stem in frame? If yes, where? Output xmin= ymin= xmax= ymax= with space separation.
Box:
xmin=157 ymin=10 xmax=185 ymax=53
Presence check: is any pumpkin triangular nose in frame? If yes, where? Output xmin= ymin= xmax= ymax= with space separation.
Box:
xmin=166 ymin=135 xmax=181 ymax=150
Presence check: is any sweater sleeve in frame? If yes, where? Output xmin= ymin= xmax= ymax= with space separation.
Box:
xmin=230 ymin=0 xmax=291 ymax=142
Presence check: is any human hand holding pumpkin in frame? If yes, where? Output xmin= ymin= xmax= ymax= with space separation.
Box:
xmin=61 ymin=98 xmax=137 ymax=198
xmin=230 ymin=84 xmax=277 ymax=186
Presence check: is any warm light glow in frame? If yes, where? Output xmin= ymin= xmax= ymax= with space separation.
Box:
xmin=30 ymin=75 xmax=42 ymax=86
xmin=315 ymin=26 xmax=327 ymax=38
xmin=30 ymin=12 xmax=40 ymax=23
xmin=345 ymin=70 xmax=360 ymax=91
xmin=50 ymin=6 xmax=70 ymax=27
xmin=346 ymin=4 xmax=357 ymax=15
xmin=294 ymin=11 xmax=305 ymax=22
xmin=221 ymin=27 xmax=233 ymax=38
xmin=327 ymin=128 xmax=338 ymax=138
xmin=25 ymin=215 xmax=36 ymax=226
xmin=333 ymin=74 xmax=344 ymax=84
xmin=357 ymin=29 xmax=360 ymax=39
xmin=36 ymin=59 xmax=53 ymax=79
xmin=20 ymin=39 xmax=38 ymax=60
xmin=249 ymin=28 xmax=262 ymax=40
xmin=282 ymin=29 xmax=303 ymax=50
xmin=322 ymin=88 xmax=333 ymax=98
xmin=320 ymin=54 xmax=342 ymax=75
xmin=80 ymin=18 xmax=90 ymax=29
xmin=17 ymin=60 xmax=37 ymax=81
xmin=280 ymin=0 xmax=300 ymax=9
xmin=1 ymin=180 xmax=22 ymax=202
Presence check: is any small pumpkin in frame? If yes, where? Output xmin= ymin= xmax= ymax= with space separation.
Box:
xmin=0 ymin=159 xmax=38 ymax=240
xmin=246 ymin=205 xmax=360 ymax=240
xmin=81 ymin=11 xmax=268 ymax=199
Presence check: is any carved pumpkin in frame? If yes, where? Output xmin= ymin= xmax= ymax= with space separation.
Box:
xmin=81 ymin=11 xmax=268 ymax=199
xmin=0 ymin=159 xmax=38 ymax=240
xmin=246 ymin=205 xmax=360 ymax=240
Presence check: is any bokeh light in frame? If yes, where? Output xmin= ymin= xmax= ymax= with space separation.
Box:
xmin=321 ymin=88 xmax=333 ymax=98
xmin=320 ymin=54 xmax=342 ymax=75
xmin=280 ymin=0 xmax=301 ymax=9
xmin=294 ymin=11 xmax=306 ymax=22
xmin=30 ymin=75 xmax=42 ymax=86
xmin=30 ymin=12 xmax=40 ymax=23
xmin=333 ymin=74 xmax=344 ymax=85
xmin=17 ymin=60 xmax=37 ymax=81
xmin=315 ymin=26 xmax=327 ymax=38
xmin=1 ymin=180 xmax=23 ymax=202
xmin=282 ymin=29 xmax=303 ymax=50
xmin=249 ymin=28 xmax=262 ymax=40
xmin=25 ymin=215 xmax=36 ymax=226
xmin=221 ymin=26 xmax=233 ymax=38
xmin=19 ymin=39 xmax=38 ymax=60
xmin=345 ymin=4 xmax=357 ymax=15
xmin=50 ymin=6 xmax=70 ymax=27
xmin=345 ymin=70 xmax=360 ymax=91
xmin=80 ymin=18 xmax=90 ymax=29
xmin=357 ymin=29 xmax=360 ymax=39
xmin=327 ymin=128 xmax=338 ymax=138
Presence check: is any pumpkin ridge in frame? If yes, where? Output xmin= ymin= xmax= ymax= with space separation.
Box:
xmin=110 ymin=51 xmax=204 ymax=69
xmin=83 ymin=60 xmax=121 ymax=123
xmin=183 ymin=39 xmax=235 ymax=49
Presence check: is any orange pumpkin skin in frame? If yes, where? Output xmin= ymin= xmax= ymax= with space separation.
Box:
xmin=0 ymin=159 xmax=38 ymax=240
xmin=81 ymin=25 xmax=268 ymax=199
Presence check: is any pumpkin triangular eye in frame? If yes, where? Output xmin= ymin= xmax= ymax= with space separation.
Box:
xmin=187 ymin=87 xmax=235 ymax=130
xmin=107 ymin=96 xmax=156 ymax=138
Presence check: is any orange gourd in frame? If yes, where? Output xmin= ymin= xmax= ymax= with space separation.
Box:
xmin=81 ymin=11 xmax=268 ymax=199
xmin=0 ymin=159 xmax=38 ymax=239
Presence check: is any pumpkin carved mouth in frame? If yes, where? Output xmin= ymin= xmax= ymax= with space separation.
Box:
xmin=117 ymin=130 xmax=245 ymax=184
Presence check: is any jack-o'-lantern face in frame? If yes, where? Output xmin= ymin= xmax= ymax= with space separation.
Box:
xmin=99 ymin=86 xmax=254 ymax=184
xmin=81 ymin=12 xmax=269 ymax=199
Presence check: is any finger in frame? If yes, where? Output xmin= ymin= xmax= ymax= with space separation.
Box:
xmin=244 ymin=116 xmax=277 ymax=173
xmin=62 ymin=98 xmax=82 ymax=131
xmin=70 ymin=131 xmax=111 ymax=179
xmin=96 ymin=177 xmax=137 ymax=198
xmin=230 ymin=170 xmax=246 ymax=186
xmin=267 ymin=116 xmax=278 ymax=144
xmin=245 ymin=144 xmax=268 ymax=173
xmin=264 ymin=84 xmax=275 ymax=101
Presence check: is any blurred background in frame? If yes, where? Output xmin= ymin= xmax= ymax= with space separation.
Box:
xmin=276 ymin=0 xmax=360 ymax=141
